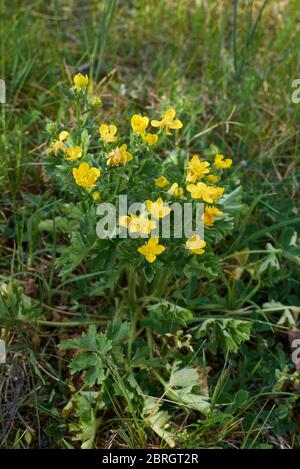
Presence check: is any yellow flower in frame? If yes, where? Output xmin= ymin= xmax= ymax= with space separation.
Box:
xmin=155 ymin=176 xmax=169 ymax=188
xmin=46 ymin=141 xmax=64 ymax=155
xmin=151 ymin=107 xmax=183 ymax=135
xmin=214 ymin=153 xmax=232 ymax=169
xmin=59 ymin=131 xmax=69 ymax=142
xmin=211 ymin=187 xmax=224 ymax=202
xmin=72 ymin=162 xmax=101 ymax=189
xmin=99 ymin=124 xmax=117 ymax=143
xmin=186 ymin=234 xmax=206 ymax=255
xmin=138 ymin=237 xmax=166 ymax=263
xmin=120 ymin=213 xmax=156 ymax=235
xmin=206 ymin=174 xmax=218 ymax=184
xmin=46 ymin=130 xmax=69 ymax=155
xmin=129 ymin=213 xmax=156 ymax=235
xmin=119 ymin=216 xmax=133 ymax=230
xmin=92 ymin=191 xmax=101 ymax=201
xmin=146 ymin=197 xmax=171 ymax=219
xmin=106 ymin=144 xmax=133 ymax=166
xmin=187 ymin=182 xmax=224 ymax=203
xmin=141 ymin=132 xmax=158 ymax=145
xmin=186 ymin=182 xmax=214 ymax=203
xmin=131 ymin=115 xmax=158 ymax=145
xmin=65 ymin=146 xmax=83 ymax=161
xmin=203 ymin=206 xmax=224 ymax=227
xmin=186 ymin=155 xmax=210 ymax=182
xmin=167 ymin=182 xmax=184 ymax=199
xmin=73 ymin=73 xmax=89 ymax=91
xmin=131 ymin=114 xmax=149 ymax=135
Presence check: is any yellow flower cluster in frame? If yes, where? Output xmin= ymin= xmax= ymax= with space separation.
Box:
xmin=186 ymin=182 xmax=224 ymax=203
xmin=130 ymin=106 xmax=183 ymax=143
xmin=99 ymin=124 xmax=117 ymax=143
xmin=106 ymin=144 xmax=132 ymax=166
xmin=186 ymin=155 xmax=210 ymax=183
xmin=183 ymin=152 xmax=232 ymax=228
xmin=203 ymin=206 xmax=224 ymax=227
xmin=131 ymin=115 xmax=158 ymax=145
xmin=137 ymin=233 xmax=208 ymax=263
xmin=154 ymin=176 xmax=184 ymax=200
xmin=120 ymin=200 xmax=169 ymax=263
xmin=119 ymin=195 xmax=210 ymax=263
xmin=46 ymin=130 xmax=70 ymax=155
xmin=46 ymin=130 xmax=84 ymax=162
xmin=120 ymin=213 xmax=157 ymax=235
xmin=167 ymin=183 xmax=184 ymax=199
xmin=146 ymin=197 xmax=172 ymax=219
xmin=47 ymin=75 xmax=234 ymax=264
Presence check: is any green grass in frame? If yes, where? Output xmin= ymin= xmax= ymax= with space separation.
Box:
xmin=0 ymin=0 xmax=300 ymax=449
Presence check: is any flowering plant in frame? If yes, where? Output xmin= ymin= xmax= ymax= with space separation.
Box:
xmin=45 ymin=73 xmax=237 ymax=286
xmin=43 ymin=74 xmax=244 ymax=447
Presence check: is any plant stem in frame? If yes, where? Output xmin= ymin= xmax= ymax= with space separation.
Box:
xmin=152 ymin=268 xmax=169 ymax=298
xmin=127 ymin=268 xmax=138 ymax=359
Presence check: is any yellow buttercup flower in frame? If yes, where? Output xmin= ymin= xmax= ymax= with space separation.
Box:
xmin=203 ymin=206 xmax=224 ymax=227
xmin=206 ymin=174 xmax=218 ymax=184
xmin=186 ymin=182 xmax=214 ymax=203
xmin=131 ymin=114 xmax=149 ymax=135
xmin=167 ymin=182 xmax=184 ymax=199
xmin=151 ymin=107 xmax=183 ymax=135
xmin=214 ymin=153 xmax=232 ymax=169
xmin=155 ymin=176 xmax=169 ymax=188
xmin=141 ymin=132 xmax=158 ymax=145
xmin=186 ymin=234 xmax=206 ymax=255
xmin=65 ymin=146 xmax=83 ymax=161
xmin=99 ymin=124 xmax=117 ymax=143
xmin=73 ymin=73 xmax=89 ymax=91
xmin=146 ymin=197 xmax=171 ymax=219
xmin=138 ymin=238 xmax=166 ymax=263
xmin=187 ymin=182 xmax=224 ymax=203
xmin=106 ymin=144 xmax=133 ymax=166
xmin=120 ymin=212 xmax=156 ymax=235
xmin=186 ymin=155 xmax=210 ymax=182
xmin=211 ymin=187 xmax=224 ymax=202
xmin=72 ymin=162 xmax=101 ymax=189
xmin=46 ymin=130 xmax=69 ymax=155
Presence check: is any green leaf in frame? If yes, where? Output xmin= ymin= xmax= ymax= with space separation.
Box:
xmin=56 ymin=232 xmax=92 ymax=277
xmin=59 ymin=326 xmax=112 ymax=386
xmin=195 ymin=318 xmax=252 ymax=353
xmin=106 ymin=319 xmax=131 ymax=344
xmin=70 ymin=392 xmax=102 ymax=449
xmin=143 ymin=398 xmax=176 ymax=448
xmin=144 ymin=300 xmax=193 ymax=333
xmin=166 ymin=362 xmax=210 ymax=415
xmin=143 ymin=264 xmax=155 ymax=283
